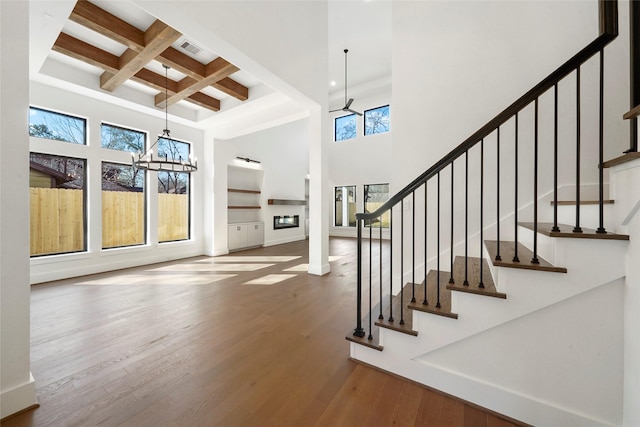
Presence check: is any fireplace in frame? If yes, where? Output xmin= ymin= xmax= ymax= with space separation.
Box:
xmin=273 ymin=215 xmax=299 ymax=230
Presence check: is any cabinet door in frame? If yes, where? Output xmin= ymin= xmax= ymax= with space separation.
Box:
xmin=247 ymin=222 xmax=264 ymax=247
xmin=228 ymin=224 xmax=247 ymax=250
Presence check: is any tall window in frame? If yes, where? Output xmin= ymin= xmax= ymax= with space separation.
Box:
xmin=29 ymin=153 xmax=86 ymax=256
xmin=364 ymin=105 xmax=390 ymax=136
xmin=29 ymin=107 xmax=86 ymax=144
xmin=335 ymin=185 xmax=356 ymax=227
xmin=157 ymin=137 xmax=191 ymax=242
xmin=364 ymin=183 xmax=390 ymax=228
xmin=101 ymin=162 xmax=145 ymax=249
xmin=101 ymin=123 xmax=145 ymax=152
xmin=335 ymin=114 xmax=356 ymax=141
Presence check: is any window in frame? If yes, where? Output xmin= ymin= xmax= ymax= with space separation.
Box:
xmin=102 ymin=162 xmax=146 ymax=249
xmin=364 ymin=105 xmax=390 ymax=136
xmin=364 ymin=183 xmax=390 ymax=228
xmin=29 ymin=107 xmax=86 ymax=144
xmin=157 ymin=137 xmax=192 ymax=242
xmin=334 ymin=114 xmax=356 ymax=141
xmin=335 ymin=185 xmax=356 ymax=227
xmin=29 ymin=153 xmax=87 ymax=257
xmin=101 ymin=123 xmax=145 ymax=152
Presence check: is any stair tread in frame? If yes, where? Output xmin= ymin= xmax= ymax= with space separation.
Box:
xmin=602 ymin=152 xmax=640 ymax=168
xmin=448 ymin=256 xmax=506 ymax=299
xmin=407 ymin=270 xmax=458 ymax=319
xmin=519 ymin=222 xmax=629 ymax=241
xmin=550 ymin=200 xmax=614 ymax=206
xmin=375 ymin=282 xmax=418 ymax=336
xmin=623 ymin=103 xmax=640 ymax=120
xmin=345 ymin=317 xmax=383 ymax=351
xmin=485 ymin=240 xmax=567 ymax=273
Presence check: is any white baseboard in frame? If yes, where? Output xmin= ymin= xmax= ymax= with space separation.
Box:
xmin=1 ymin=373 xmax=37 ymax=420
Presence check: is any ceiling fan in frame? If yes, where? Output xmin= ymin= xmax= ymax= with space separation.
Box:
xmin=329 ymin=49 xmax=362 ymax=116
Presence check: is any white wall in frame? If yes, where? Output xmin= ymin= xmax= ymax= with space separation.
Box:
xmin=29 ymin=82 xmax=205 ymax=284
xmin=211 ymin=119 xmax=310 ymax=254
xmin=1 ymin=1 xmax=37 ymax=418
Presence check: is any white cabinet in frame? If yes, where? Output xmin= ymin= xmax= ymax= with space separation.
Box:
xmin=228 ymin=222 xmax=264 ymax=251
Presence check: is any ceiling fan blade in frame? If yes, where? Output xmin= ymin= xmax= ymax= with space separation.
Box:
xmin=329 ymin=108 xmax=343 ymax=113
xmin=346 ymin=108 xmax=363 ymax=116
xmin=345 ymin=98 xmax=354 ymax=109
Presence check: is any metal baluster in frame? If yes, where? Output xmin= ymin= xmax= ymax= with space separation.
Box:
xmin=513 ymin=114 xmax=521 ymax=262
xmin=532 ymin=98 xmax=540 ymax=264
xmin=379 ymin=217 xmax=384 ymax=320
xmin=400 ymin=200 xmax=405 ymax=325
xmin=552 ymin=83 xmax=560 ymax=232
xmin=388 ymin=209 xmax=394 ymax=323
xmin=437 ymin=172 xmax=442 ymax=307
xmin=495 ymin=127 xmax=501 ymax=261
xmin=424 ymin=183 xmax=429 ymax=305
xmin=368 ymin=221 xmax=372 ymax=340
xmin=574 ymin=66 xmax=583 ymax=233
xmin=597 ymin=50 xmax=607 ymax=234
xmin=354 ymin=218 xmax=365 ymax=337
xmin=449 ymin=163 xmax=455 ymax=284
xmin=412 ymin=191 xmax=416 ymax=302
xmin=464 ymin=151 xmax=469 ymax=285
xmin=479 ymin=140 xmax=485 ymax=288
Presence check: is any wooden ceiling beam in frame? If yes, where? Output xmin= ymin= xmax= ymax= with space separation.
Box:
xmin=100 ymin=20 xmax=181 ymax=92
xmin=155 ymin=57 xmax=238 ymax=108
xmin=212 ymin=77 xmax=249 ymax=101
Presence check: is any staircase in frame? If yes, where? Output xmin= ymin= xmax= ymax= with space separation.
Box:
xmin=345 ymin=1 xmax=640 ymax=426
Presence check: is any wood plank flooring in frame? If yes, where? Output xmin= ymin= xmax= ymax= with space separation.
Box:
xmin=3 ymin=238 xmax=527 ymax=427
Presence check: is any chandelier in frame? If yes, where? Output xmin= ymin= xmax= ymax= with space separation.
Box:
xmin=132 ymin=64 xmax=197 ymax=173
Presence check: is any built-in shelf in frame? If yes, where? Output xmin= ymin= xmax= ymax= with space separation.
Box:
xmin=228 ymin=206 xmax=261 ymax=209
xmin=228 ymin=188 xmax=261 ymax=194
xmin=267 ymin=199 xmax=306 ymax=206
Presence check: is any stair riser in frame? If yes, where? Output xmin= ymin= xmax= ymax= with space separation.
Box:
xmin=539 ymin=204 xmax=617 ymax=233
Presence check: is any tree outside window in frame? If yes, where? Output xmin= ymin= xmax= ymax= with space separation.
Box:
xmin=335 ymin=114 xmax=357 ymax=141
xmin=29 ymin=107 xmax=86 ymax=144
xmin=101 ymin=123 xmax=145 ymax=152
xmin=364 ymin=183 xmax=390 ymax=228
xmin=364 ymin=105 xmax=390 ymax=136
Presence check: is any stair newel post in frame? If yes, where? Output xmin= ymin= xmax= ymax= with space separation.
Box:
xmin=552 ymin=83 xmax=560 ymax=233
xmin=597 ymin=49 xmax=607 ymax=234
xmin=513 ymin=113 xmax=521 ymax=262
xmin=379 ymin=216 xmax=383 ymax=320
xmin=574 ymin=66 xmax=583 ymax=233
xmin=353 ymin=217 xmax=365 ymax=338
xmin=495 ymin=127 xmax=502 ymax=261
xmin=464 ymin=151 xmax=469 ymax=285
xmin=412 ymin=191 xmax=416 ymax=302
xmin=388 ymin=208 xmax=394 ymax=323
xmin=424 ymin=182 xmax=429 ymax=304
xmin=437 ymin=171 xmax=442 ymax=307
xmin=400 ymin=199 xmax=405 ymax=325
xmin=479 ymin=139 xmax=485 ymax=288
xmin=368 ymin=220 xmax=373 ymax=340
xmin=449 ymin=162 xmax=455 ymax=284
xmin=532 ymin=98 xmax=541 ymax=264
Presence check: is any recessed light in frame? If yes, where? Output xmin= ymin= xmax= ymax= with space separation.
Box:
xmin=330 ymin=81 xmax=337 ymax=86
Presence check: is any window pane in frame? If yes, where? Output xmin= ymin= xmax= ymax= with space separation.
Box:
xmin=364 ymin=105 xmax=390 ymax=136
xmin=158 ymin=171 xmax=190 ymax=242
xmin=30 ymin=153 xmax=86 ymax=256
xmin=101 ymin=123 xmax=145 ymax=152
xmin=102 ymin=162 xmax=145 ymax=249
xmin=335 ymin=185 xmax=356 ymax=227
xmin=29 ymin=107 xmax=86 ymax=144
xmin=364 ymin=183 xmax=390 ymax=228
xmin=335 ymin=114 xmax=356 ymax=141
xmin=158 ymin=137 xmax=191 ymax=162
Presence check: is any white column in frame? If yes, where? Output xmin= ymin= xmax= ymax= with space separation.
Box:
xmin=308 ymin=106 xmax=330 ymax=275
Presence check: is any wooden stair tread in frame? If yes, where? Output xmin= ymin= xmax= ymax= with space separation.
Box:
xmin=448 ymin=256 xmax=506 ymax=299
xmin=407 ymin=270 xmax=458 ymax=319
xmin=519 ymin=222 xmax=629 ymax=241
xmin=550 ymin=200 xmax=613 ymax=206
xmin=623 ymin=103 xmax=640 ymax=120
xmin=375 ymin=282 xmax=418 ymax=336
xmin=345 ymin=317 xmax=383 ymax=351
xmin=485 ymin=240 xmax=567 ymax=273
xmin=602 ymin=152 xmax=640 ymax=168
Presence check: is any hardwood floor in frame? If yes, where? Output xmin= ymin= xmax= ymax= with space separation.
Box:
xmin=3 ymin=238 xmax=526 ymax=427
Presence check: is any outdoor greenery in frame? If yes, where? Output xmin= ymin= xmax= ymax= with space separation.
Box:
xmin=29 ymin=107 xmax=86 ymax=144
xmin=335 ymin=114 xmax=356 ymax=141
xmin=364 ymin=105 xmax=390 ymax=135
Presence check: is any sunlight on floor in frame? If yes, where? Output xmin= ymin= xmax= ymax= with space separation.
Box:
xmin=148 ymin=263 xmax=274 ymax=272
xmin=77 ymin=274 xmax=237 ymax=286
xmin=243 ymin=274 xmax=297 ymax=286
xmin=204 ymin=256 xmax=302 ymax=263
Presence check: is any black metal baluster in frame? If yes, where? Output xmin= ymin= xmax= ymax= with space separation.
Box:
xmin=495 ymin=127 xmax=501 ymax=261
xmin=513 ymin=114 xmax=520 ymax=262
xmin=479 ymin=140 xmax=485 ymax=288
xmin=368 ymin=221 xmax=372 ymax=340
xmin=354 ymin=218 xmax=365 ymax=337
xmin=412 ymin=191 xmax=416 ymax=302
xmin=400 ymin=200 xmax=405 ymax=325
xmin=436 ymin=172 xmax=442 ymax=307
xmin=574 ymin=66 xmax=583 ymax=233
xmin=464 ymin=151 xmax=469 ymax=285
xmin=388 ymin=209 xmax=394 ymax=323
xmin=379 ymin=217 xmax=384 ymax=320
xmin=532 ymin=98 xmax=540 ymax=264
xmin=597 ymin=50 xmax=607 ymax=234
xmin=449 ymin=163 xmax=455 ymax=284
xmin=552 ymin=84 xmax=560 ymax=232
xmin=424 ymin=183 xmax=429 ymax=305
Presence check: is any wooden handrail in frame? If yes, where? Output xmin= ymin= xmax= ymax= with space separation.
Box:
xmin=357 ymin=0 xmax=618 ymax=222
